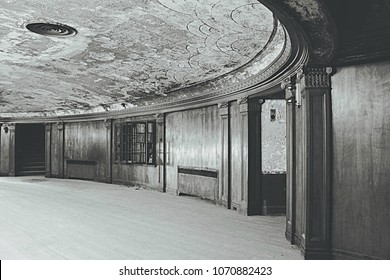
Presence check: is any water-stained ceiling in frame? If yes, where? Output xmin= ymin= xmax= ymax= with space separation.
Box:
xmin=0 ymin=0 xmax=287 ymax=117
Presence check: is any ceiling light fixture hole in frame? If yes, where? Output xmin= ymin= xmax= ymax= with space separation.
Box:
xmin=26 ymin=22 xmax=77 ymax=37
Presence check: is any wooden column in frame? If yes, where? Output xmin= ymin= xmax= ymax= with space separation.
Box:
xmin=299 ymin=67 xmax=333 ymax=259
xmin=57 ymin=122 xmax=65 ymax=178
xmin=8 ymin=123 xmax=16 ymax=176
xmin=156 ymin=114 xmax=166 ymax=192
xmin=283 ymin=76 xmax=297 ymax=243
xmin=218 ymin=102 xmax=230 ymax=208
xmin=1 ymin=124 xmax=10 ymax=176
xmin=249 ymin=99 xmax=263 ymax=216
xmin=45 ymin=123 xmax=52 ymax=177
xmin=0 ymin=124 xmax=2 ymax=174
xmin=238 ymin=97 xmax=262 ymax=215
xmin=105 ymin=119 xmax=113 ymax=183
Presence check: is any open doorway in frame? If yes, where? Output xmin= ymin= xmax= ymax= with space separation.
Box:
xmin=260 ymin=99 xmax=287 ymax=215
xmin=15 ymin=124 xmax=45 ymax=176
xmin=247 ymin=94 xmax=287 ymax=216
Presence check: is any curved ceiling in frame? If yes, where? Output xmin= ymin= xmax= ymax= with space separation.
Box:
xmin=0 ymin=0 xmax=288 ymax=118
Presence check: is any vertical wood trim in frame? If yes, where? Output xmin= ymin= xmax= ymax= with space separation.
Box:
xmin=8 ymin=123 xmax=16 ymax=176
xmin=156 ymin=113 xmax=165 ymax=192
xmin=105 ymin=119 xmax=113 ymax=183
xmin=57 ymin=122 xmax=65 ymax=178
xmin=284 ymin=77 xmax=297 ymax=243
xmin=218 ymin=102 xmax=230 ymax=208
xmin=302 ymin=85 xmax=308 ymax=249
xmin=238 ymin=98 xmax=249 ymax=214
xmin=0 ymin=124 xmax=2 ymax=174
xmin=163 ymin=113 xmax=167 ymax=193
xmin=45 ymin=123 xmax=52 ymax=177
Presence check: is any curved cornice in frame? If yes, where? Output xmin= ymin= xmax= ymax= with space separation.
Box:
xmin=0 ymin=1 xmax=314 ymax=123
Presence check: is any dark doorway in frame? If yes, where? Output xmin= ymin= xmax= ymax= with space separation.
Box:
xmin=15 ymin=124 xmax=45 ymax=176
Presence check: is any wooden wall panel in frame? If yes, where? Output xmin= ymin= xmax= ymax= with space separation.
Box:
xmin=165 ymin=105 xmax=221 ymax=196
xmin=64 ymin=121 xmax=108 ymax=182
xmin=331 ymin=61 xmax=390 ymax=259
xmin=0 ymin=125 xmax=10 ymax=175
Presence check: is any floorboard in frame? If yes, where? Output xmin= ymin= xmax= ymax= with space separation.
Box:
xmin=0 ymin=176 xmax=302 ymax=260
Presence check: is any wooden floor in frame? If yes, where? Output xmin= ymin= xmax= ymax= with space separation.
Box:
xmin=0 ymin=176 xmax=302 ymax=260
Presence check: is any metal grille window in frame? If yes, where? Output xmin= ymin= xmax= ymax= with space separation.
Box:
xmin=115 ymin=121 xmax=156 ymax=165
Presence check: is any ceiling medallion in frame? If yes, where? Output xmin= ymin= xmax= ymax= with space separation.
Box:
xmin=26 ymin=22 xmax=77 ymax=37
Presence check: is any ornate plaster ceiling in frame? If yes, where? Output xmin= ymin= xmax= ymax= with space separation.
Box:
xmin=0 ymin=0 xmax=287 ymax=117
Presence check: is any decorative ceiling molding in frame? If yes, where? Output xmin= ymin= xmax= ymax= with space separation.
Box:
xmin=0 ymin=0 xmax=316 ymax=123
xmin=0 ymin=0 xmax=286 ymax=117
xmin=1 ymin=24 xmax=309 ymax=123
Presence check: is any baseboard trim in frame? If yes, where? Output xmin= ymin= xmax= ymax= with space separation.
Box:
xmin=262 ymin=206 xmax=286 ymax=215
xmin=332 ymin=249 xmax=385 ymax=260
xmin=112 ymin=179 xmax=164 ymax=192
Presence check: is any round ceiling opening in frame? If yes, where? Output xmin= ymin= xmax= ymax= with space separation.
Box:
xmin=26 ymin=22 xmax=77 ymax=37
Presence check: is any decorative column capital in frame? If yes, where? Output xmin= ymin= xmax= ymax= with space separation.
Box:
xmin=282 ymin=76 xmax=296 ymax=103
xmin=300 ymin=67 xmax=334 ymax=90
xmin=218 ymin=102 xmax=229 ymax=116
xmin=281 ymin=76 xmax=294 ymax=91
xmin=57 ymin=122 xmax=64 ymax=130
xmin=217 ymin=102 xmax=229 ymax=108
xmin=237 ymin=96 xmax=248 ymax=105
xmin=237 ymin=96 xmax=248 ymax=113
xmin=8 ymin=123 xmax=15 ymax=132
xmin=104 ymin=119 xmax=112 ymax=128
xmin=237 ymin=97 xmax=262 ymax=113
xmin=156 ymin=113 xmax=165 ymax=123
xmin=2 ymin=123 xmax=14 ymax=134
xmin=45 ymin=123 xmax=52 ymax=131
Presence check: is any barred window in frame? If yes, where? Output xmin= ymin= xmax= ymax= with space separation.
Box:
xmin=115 ymin=121 xmax=156 ymax=165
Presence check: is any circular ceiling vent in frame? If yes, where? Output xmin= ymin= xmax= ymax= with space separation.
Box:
xmin=26 ymin=22 xmax=77 ymax=37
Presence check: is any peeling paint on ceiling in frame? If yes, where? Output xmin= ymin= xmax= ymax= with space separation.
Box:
xmin=0 ymin=0 xmax=286 ymax=116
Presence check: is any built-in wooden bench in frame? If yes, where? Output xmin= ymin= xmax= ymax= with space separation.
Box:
xmin=66 ymin=159 xmax=96 ymax=180
xmin=177 ymin=166 xmax=218 ymax=201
